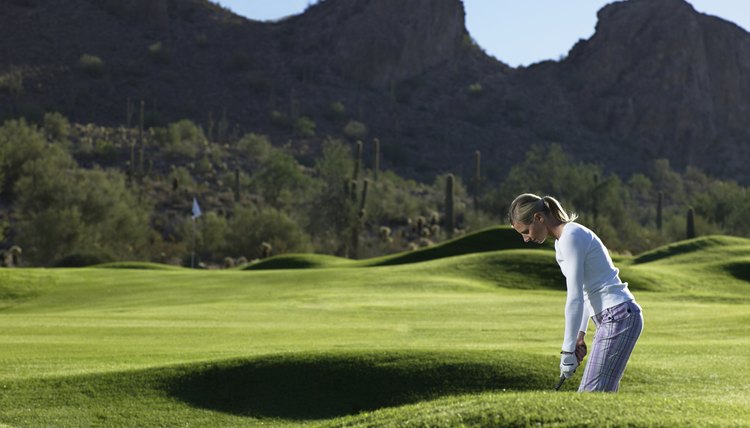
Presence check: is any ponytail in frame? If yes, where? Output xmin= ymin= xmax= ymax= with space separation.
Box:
xmin=509 ymin=193 xmax=577 ymax=225
xmin=541 ymin=195 xmax=578 ymax=223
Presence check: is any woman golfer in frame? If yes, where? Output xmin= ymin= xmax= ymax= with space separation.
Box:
xmin=508 ymin=193 xmax=643 ymax=392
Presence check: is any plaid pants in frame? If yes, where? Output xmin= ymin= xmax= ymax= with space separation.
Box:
xmin=579 ymin=300 xmax=643 ymax=392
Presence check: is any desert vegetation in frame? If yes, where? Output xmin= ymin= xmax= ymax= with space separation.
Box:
xmin=0 ymin=112 xmax=748 ymax=267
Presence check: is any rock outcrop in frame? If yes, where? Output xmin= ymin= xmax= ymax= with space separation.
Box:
xmin=560 ymin=0 xmax=750 ymax=173
xmin=284 ymin=0 xmax=468 ymax=90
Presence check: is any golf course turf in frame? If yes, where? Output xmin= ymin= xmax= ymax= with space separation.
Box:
xmin=0 ymin=227 xmax=748 ymax=426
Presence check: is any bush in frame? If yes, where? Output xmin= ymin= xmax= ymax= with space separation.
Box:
xmin=14 ymin=161 xmax=153 ymax=266
xmin=294 ymin=116 xmax=316 ymax=138
xmin=327 ymin=101 xmax=346 ymax=120
xmin=237 ymin=133 xmax=272 ymax=162
xmin=0 ymin=119 xmax=47 ymax=200
xmin=467 ymin=82 xmax=483 ymax=97
xmin=148 ymin=42 xmax=171 ymax=64
xmin=158 ymin=119 xmax=206 ymax=159
xmin=43 ymin=112 xmax=71 ymax=142
xmin=343 ymin=120 xmax=367 ymax=140
xmin=78 ymin=54 xmax=106 ymax=78
xmin=0 ymin=69 xmax=24 ymax=96
xmin=224 ymin=207 xmax=312 ymax=260
xmin=270 ymin=110 xmax=290 ymax=129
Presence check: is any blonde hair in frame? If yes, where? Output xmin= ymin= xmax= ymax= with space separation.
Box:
xmin=508 ymin=193 xmax=578 ymax=225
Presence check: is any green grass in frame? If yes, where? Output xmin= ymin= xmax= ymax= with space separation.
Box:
xmin=0 ymin=227 xmax=749 ymax=427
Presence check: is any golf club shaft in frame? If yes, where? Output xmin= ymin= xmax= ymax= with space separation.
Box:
xmin=554 ymin=374 xmax=566 ymax=390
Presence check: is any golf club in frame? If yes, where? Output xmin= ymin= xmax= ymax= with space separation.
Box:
xmin=554 ymin=374 xmax=566 ymax=391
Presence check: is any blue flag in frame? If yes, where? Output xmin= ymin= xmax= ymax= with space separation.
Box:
xmin=192 ymin=197 xmax=202 ymax=219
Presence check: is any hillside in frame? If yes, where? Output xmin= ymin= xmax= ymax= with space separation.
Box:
xmin=3 ymin=0 xmax=750 ymax=182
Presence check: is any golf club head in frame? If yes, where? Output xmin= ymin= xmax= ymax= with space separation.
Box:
xmin=554 ymin=374 xmax=566 ymax=391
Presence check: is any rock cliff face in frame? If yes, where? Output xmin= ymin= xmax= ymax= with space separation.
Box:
xmin=284 ymin=0 xmax=467 ymax=90
xmin=560 ymin=0 xmax=750 ymax=173
xmin=2 ymin=0 xmax=750 ymax=182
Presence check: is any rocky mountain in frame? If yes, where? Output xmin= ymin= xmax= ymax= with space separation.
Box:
xmin=2 ymin=0 xmax=750 ymax=183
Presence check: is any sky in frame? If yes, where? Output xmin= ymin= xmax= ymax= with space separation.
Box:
xmin=211 ymin=0 xmax=750 ymax=67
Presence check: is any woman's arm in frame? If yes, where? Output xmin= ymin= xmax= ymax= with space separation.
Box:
xmin=558 ymin=230 xmax=587 ymax=353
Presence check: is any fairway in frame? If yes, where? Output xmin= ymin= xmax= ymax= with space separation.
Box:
xmin=0 ymin=228 xmax=748 ymax=427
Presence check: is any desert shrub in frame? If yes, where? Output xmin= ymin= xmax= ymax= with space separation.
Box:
xmin=270 ymin=110 xmax=290 ymax=128
xmin=0 ymin=69 xmax=24 ymax=96
xmin=327 ymin=101 xmax=346 ymax=120
xmin=14 ymin=158 xmax=152 ymax=265
xmin=191 ymin=211 xmax=228 ymax=262
xmin=0 ymin=119 xmax=47 ymax=200
xmin=467 ymin=82 xmax=483 ymax=97
xmin=93 ymin=140 xmax=118 ymax=160
xmin=169 ymin=166 xmax=196 ymax=192
xmin=237 ymin=133 xmax=272 ymax=162
xmin=294 ymin=116 xmax=316 ymax=138
xmin=43 ymin=112 xmax=71 ymax=142
xmin=251 ymin=150 xmax=309 ymax=208
xmin=158 ymin=119 xmax=206 ymax=159
xmin=78 ymin=54 xmax=106 ymax=78
xmin=224 ymin=206 xmax=312 ymax=260
xmin=148 ymin=42 xmax=171 ymax=64
xmin=343 ymin=120 xmax=367 ymax=140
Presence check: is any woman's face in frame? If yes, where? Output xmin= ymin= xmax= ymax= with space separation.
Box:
xmin=512 ymin=213 xmax=548 ymax=244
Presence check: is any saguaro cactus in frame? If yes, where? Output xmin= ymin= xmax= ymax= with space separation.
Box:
xmin=352 ymin=140 xmax=363 ymax=181
xmin=350 ymin=179 xmax=370 ymax=259
xmin=445 ymin=174 xmax=455 ymax=237
xmin=358 ymin=179 xmax=369 ymax=217
xmin=687 ymin=208 xmax=695 ymax=239
xmin=129 ymin=100 xmax=152 ymax=186
xmin=373 ymin=138 xmax=381 ymax=181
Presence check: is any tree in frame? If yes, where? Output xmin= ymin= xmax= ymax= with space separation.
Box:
xmin=14 ymin=151 xmax=152 ymax=265
xmin=308 ymin=139 xmax=355 ymax=254
xmin=0 ymin=119 xmax=47 ymax=202
xmin=251 ymin=151 xmax=308 ymax=208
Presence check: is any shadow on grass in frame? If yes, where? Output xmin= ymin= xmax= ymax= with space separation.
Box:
xmin=724 ymin=261 xmax=750 ymax=283
xmin=168 ymin=351 xmax=550 ymax=420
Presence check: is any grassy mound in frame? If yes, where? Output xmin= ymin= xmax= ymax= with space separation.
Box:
xmin=620 ymin=235 xmax=750 ymax=296
xmin=631 ymin=235 xmax=750 ymax=265
xmin=243 ymin=226 xmax=547 ymax=271
xmin=93 ymin=262 xmax=185 ymax=270
xmin=243 ymin=254 xmax=354 ymax=270
xmin=366 ymin=226 xmax=552 ymax=267
xmin=416 ymin=250 xmax=564 ymax=290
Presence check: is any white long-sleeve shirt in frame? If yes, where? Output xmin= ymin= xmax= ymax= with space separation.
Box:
xmin=555 ymin=222 xmax=634 ymax=352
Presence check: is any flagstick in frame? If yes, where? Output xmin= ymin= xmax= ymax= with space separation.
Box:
xmin=191 ymin=216 xmax=196 ymax=269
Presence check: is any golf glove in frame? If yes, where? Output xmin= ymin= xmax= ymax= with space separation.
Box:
xmin=560 ymin=352 xmax=579 ymax=379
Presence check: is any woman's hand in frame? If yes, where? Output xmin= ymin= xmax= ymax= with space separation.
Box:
xmin=575 ymin=331 xmax=587 ymax=363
